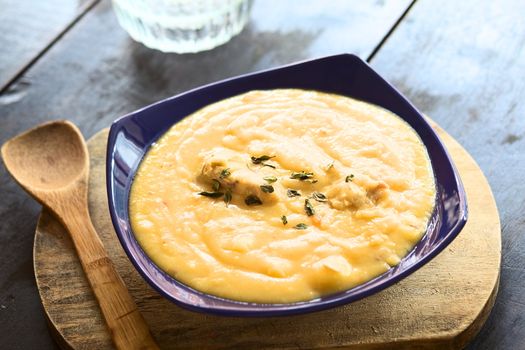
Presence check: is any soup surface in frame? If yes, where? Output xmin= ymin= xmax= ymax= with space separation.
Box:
xmin=130 ymin=89 xmax=436 ymax=303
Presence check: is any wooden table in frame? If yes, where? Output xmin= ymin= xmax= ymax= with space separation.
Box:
xmin=0 ymin=0 xmax=522 ymax=349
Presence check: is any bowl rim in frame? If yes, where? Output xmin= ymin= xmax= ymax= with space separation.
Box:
xmin=106 ymin=53 xmax=468 ymax=316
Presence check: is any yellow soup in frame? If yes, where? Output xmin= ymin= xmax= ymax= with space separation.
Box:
xmin=130 ymin=89 xmax=436 ymax=303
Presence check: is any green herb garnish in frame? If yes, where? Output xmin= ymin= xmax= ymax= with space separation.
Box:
xmin=294 ymin=223 xmax=308 ymax=230
xmin=326 ymin=161 xmax=334 ymax=171
xmin=224 ymin=189 xmax=232 ymax=205
xmin=245 ymin=194 xmax=263 ymax=206
xmin=220 ymin=168 xmax=231 ymax=179
xmin=287 ymin=189 xmax=301 ymax=197
xmin=198 ymin=191 xmax=224 ymax=198
xmin=345 ymin=174 xmax=355 ymax=182
xmin=312 ymin=192 xmax=327 ymax=202
xmin=263 ymin=176 xmax=278 ymax=183
xmin=304 ymin=199 xmax=315 ymax=216
xmin=281 ymin=215 xmax=288 ymax=225
xmin=290 ymin=171 xmax=315 ymax=181
xmin=251 ymin=155 xmax=277 ymax=169
xmin=262 ymin=163 xmax=276 ymax=169
xmin=251 ymin=155 xmax=275 ymax=164
xmin=212 ymin=179 xmax=221 ymax=192
xmin=260 ymin=184 xmax=274 ymax=193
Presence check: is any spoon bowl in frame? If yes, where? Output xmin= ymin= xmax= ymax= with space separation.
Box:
xmin=2 ymin=121 xmax=86 ymax=192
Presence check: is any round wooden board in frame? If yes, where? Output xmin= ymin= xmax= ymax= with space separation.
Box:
xmin=34 ymin=122 xmax=501 ymax=350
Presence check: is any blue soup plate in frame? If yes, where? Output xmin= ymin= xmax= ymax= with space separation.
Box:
xmin=106 ymin=54 xmax=467 ymax=317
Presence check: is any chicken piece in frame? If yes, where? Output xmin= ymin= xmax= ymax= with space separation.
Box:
xmin=308 ymin=255 xmax=354 ymax=293
xmin=326 ymin=178 xmax=389 ymax=211
xmin=366 ymin=182 xmax=389 ymax=202
xmin=326 ymin=181 xmax=372 ymax=211
xmin=199 ymin=149 xmax=278 ymax=205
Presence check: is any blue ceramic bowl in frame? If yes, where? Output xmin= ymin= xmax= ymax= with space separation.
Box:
xmin=106 ymin=54 xmax=467 ymax=317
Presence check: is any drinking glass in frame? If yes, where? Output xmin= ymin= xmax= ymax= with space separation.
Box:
xmin=112 ymin=0 xmax=252 ymax=53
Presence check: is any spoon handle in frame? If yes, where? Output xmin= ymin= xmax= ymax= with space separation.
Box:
xmin=62 ymin=205 xmax=159 ymax=350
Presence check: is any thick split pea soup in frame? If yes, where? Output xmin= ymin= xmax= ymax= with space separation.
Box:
xmin=129 ymin=89 xmax=436 ymax=303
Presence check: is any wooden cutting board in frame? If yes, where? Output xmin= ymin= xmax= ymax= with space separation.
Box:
xmin=34 ymin=122 xmax=501 ymax=349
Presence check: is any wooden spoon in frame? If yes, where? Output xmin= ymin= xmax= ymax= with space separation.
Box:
xmin=1 ymin=120 xmax=159 ymax=350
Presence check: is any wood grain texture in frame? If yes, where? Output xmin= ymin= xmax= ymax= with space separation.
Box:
xmin=369 ymin=1 xmax=525 ymax=348
xmin=0 ymin=2 xmax=413 ymax=348
xmin=0 ymin=0 xmax=98 ymax=91
xmin=0 ymin=0 xmax=414 ymax=140
xmin=34 ymin=124 xmax=500 ymax=349
xmin=1 ymin=121 xmax=158 ymax=350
